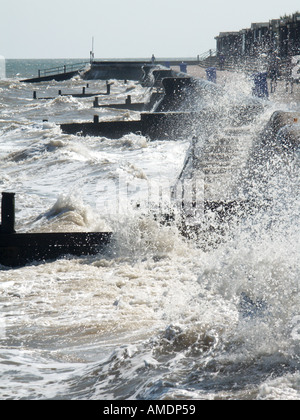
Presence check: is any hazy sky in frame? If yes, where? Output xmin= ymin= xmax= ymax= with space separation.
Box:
xmin=1 ymin=0 xmax=300 ymax=59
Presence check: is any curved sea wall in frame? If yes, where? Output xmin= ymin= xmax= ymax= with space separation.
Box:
xmin=82 ymin=61 xmax=153 ymax=81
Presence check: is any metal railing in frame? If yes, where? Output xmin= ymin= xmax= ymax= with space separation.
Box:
xmin=38 ymin=61 xmax=90 ymax=78
xmin=197 ymin=49 xmax=217 ymax=61
xmin=198 ymin=54 xmax=266 ymax=73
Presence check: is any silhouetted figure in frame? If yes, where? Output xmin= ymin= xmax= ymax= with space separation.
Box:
xmin=285 ymin=57 xmax=294 ymax=94
xmin=268 ymin=55 xmax=280 ymax=93
xmin=219 ymin=54 xmax=225 ymax=70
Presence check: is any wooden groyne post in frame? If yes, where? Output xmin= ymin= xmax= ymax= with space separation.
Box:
xmin=0 ymin=192 xmax=16 ymax=234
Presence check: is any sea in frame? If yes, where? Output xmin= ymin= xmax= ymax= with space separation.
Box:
xmin=0 ymin=58 xmax=300 ymax=401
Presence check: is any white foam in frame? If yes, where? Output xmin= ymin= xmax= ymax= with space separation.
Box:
xmin=1 ymin=64 xmax=300 ymax=400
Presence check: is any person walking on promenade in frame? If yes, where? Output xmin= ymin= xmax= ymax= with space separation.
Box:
xmin=268 ymin=54 xmax=280 ymax=93
xmin=285 ymin=56 xmax=294 ymax=94
xmin=219 ymin=54 xmax=225 ymax=71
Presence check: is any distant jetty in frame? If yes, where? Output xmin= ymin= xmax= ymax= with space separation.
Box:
xmin=20 ymin=61 xmax=89 ymax=83
xmin=20 ymin=59 xmax=200 ymax=83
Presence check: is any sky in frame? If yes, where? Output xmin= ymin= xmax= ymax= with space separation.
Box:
xmin=1 ymin=0 xmax=300 ymax=59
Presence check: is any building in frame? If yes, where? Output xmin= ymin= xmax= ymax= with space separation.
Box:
xmin=215 ymin=12 xmax=300 ymax=59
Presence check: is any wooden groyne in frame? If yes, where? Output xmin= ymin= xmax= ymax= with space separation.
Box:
xmin=93 ymin=96 xmax=144 ymax=111
xmin=0 ymin=193 xmax=112 ymax=268
xmin=33 ymin=83 xmax=112 ymax=100
xmin=61 ymin=111 xmax=207 ymax=140
xmin=60 ymin=75 xmax=263 ymax=140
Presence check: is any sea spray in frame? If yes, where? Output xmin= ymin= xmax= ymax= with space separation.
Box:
xmin=1 ymin=60 xmax=300 ymax=400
